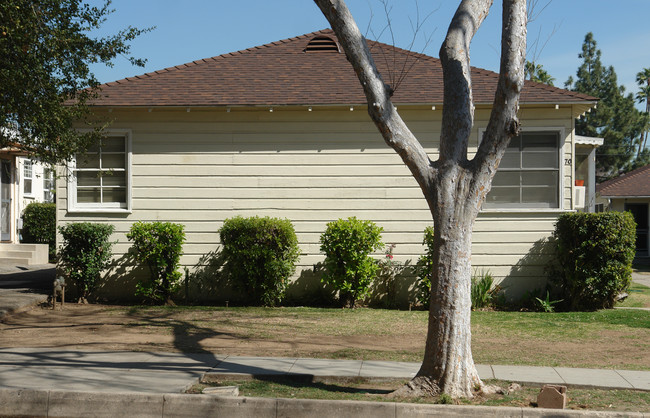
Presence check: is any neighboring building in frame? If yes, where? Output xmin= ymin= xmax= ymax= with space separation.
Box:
xmin=57 ymin=29 xmax=599 ymax=302
xmin=596 ymin=164 xmax=650 ymax=257
xmin=0 ymin=150 xmax=54 ymax=243
xmin=0 ymin=147 xmax=51 ymax=265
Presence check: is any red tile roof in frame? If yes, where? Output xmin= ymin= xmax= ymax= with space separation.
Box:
xmin=596 ymin=164 xmax=650 ymax=197
xmin=90 ymin=29 xmax=597 ymax=107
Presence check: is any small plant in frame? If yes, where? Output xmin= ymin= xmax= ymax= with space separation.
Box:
xmin=471 ymin=270 xmax=497 ymax=310
xmin=219 ymin=216 xmax=300 ymax=306
xmin=127 ymin=222 xmax=186 ymax=305
xmin=436 ymin=393 xmax=454 ymax=405
xmin=535 ymin=291 xmax=563 ymax=313
xmin=413 ymin=226 xmax=435 ymax=307
xmin=58 ymin=222 xmax=115 ymax=303
xmin=376 ymin=244 xmax=410 ymax=308
xmin=21 ymin=202 xmax=56 ymax=262
xmin=320 ymin=217 xmax=384 ymax=308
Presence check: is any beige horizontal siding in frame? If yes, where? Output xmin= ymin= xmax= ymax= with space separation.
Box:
xmin=58 ymin=106 xmax=575 ymax=301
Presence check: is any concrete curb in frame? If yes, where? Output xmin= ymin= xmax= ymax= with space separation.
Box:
xmin=0 ymin=388 xmax=646 ymax=418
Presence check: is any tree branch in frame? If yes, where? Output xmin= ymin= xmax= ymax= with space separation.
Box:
xmin=473 ymin=0 xmax=527 ymax=182
xmin=439 ymin=0 xmax=492 ymax=163
xmin=313 ymin=0 xmax=435 ymax=193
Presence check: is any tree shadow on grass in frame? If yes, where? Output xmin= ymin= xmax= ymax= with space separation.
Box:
xmin=244 ymin=375 xmax=396 ymax=396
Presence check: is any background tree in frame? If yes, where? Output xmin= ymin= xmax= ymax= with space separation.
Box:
xmin=636 ymin=68 xmax=650 ymax=161
xmin=0 ymin=0 xmax=151 ymax=164
xmin=313 ymin=0 xmax=526 ymax=398
xmin=565 ymin=33 xmax=646 ymax=180
xmin=525 ymin=60 xmax=554 ymax=85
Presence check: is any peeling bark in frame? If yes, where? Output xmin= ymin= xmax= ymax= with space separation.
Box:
xmin=314 ymin=0 xmax=526 ymax=398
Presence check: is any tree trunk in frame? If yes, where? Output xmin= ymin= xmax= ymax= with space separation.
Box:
xmin=418 ymin=170 xmax=481 ymax=397
xmin=314 ymin=0 xmax=526 ymax=399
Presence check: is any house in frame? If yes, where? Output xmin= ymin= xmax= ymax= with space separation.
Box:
xmin=57 ymin=29 xmax=599 ymax=302
xmin=596 ymin=164 xmax=650 ymax=257
xmin=0 ymin=144 xmax=53 ymax=265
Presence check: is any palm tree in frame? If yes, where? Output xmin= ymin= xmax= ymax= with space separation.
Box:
xmin=636 ymin=68 xmax=650 ymax=157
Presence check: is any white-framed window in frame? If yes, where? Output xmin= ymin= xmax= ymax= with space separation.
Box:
xmin=23 ymin=160 xmax=33 ymax=196
xmin=43 ymin=167 xmax=55 ymax=203
xmin=67 ymin=130 xmax=132 ymax=212
xmin=483 ymin=130 xmax=561 ymax=209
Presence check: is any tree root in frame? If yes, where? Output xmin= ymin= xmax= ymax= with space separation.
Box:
xmin=388 ymin=376 xmax=441 ymax=399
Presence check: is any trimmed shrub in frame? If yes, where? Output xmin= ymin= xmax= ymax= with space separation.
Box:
xmin=320 ymin=217 xmax=383 ymax=308
xmin=127 ymin=222 xmax=186 ymax=305
xmin=58 ymin=222 xmax=115 ymax=302
xmin=21 ymin=202 xmax=56 ymax=261
xmin=413 ymin=226 xmax=435 ymax=307
xmin=219 ymin=216 xmax=300 ymax=306
xmin=549 ymin=212 xmax=636 ymax=310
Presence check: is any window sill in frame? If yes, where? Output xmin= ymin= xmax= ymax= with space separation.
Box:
xmin=480 ymin=208 xmax=567 ymax=214
xmin=67 ymin=207 xmax=132 ymax=214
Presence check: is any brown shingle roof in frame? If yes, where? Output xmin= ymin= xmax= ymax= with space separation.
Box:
xmin=596 ymin=164 xmax=650 ymax=197
xmin=90 ymin=29 xmax=597 ymax=107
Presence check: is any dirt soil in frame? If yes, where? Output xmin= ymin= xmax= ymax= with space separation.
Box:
xmin=1 ymin=303 xmax=649 ymax=371
xmin=0 ymin=304 xmax=423 ymax=358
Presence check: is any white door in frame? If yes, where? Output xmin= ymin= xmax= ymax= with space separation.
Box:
xmin=1 ymin=160 xmax=11 ymax=241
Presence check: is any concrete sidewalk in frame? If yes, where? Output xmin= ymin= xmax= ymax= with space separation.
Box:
xmin=0 ymin=348 xmax=648 ymax=394
xmin=0 ymin=264 xmax=53 ymax=320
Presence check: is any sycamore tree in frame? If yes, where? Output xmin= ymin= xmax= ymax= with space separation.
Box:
xmin=0 ymin=0 xmax=150 ymax=164
xmin=313 ymin=0 xmax=526 ymax=398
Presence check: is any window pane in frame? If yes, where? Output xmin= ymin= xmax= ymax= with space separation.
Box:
xmin=492 ymin=171 xmax=520 ymax=187
xmin=522 ymin=133 xmax=557 ymax=151
xmin=485 ymin=187 xmax=520 ymax=204
xmin=78 ymin=188 xmax=101 ymax=203
xmin=77 ymin=171 xmax=101 ymax=187
xmin=101 ymin=137 xmax=125 ymax=153
xmin=77 ymin=154 xmax=100 ymax=169
xmin=522 ymin=152 xmax=558 ymax=169
xmin=521 ymin=171 xmax=557 ymax=186
xmin=102 ymin=171 xmax=126 ymax=186
xmin=499 ymin=152 xmax=520 ymax=169
xmin=24 ymin=179 xmax=32 ymax=194
xmin=102 ymin=154 xmax=125 ymax=169
xmin=522 ymin=186 xmax=557 ymax=206
xmin=102 ymin=188 xmax=126 ymax=204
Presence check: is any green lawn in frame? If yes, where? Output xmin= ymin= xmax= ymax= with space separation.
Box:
xmin=188 ymin=377 xmax=650 ymax=413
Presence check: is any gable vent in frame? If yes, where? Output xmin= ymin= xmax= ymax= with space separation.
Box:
xmin=304 ymin=36 xmax=340 ymax=53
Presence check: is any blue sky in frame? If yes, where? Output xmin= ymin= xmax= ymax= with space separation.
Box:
xmin=89 ymin=0 xmax=650 ymax=103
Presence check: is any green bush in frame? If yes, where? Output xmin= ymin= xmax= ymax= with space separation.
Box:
xmin=127 ymin=222 xmax=186 ymax=305
xmin=21 ymin=202 xmax=56 ymax=261
xmin=219 ymin=216 xmax=300 ymax=306
xmin=320 ymin=217 xmax=384 ymax=308
xmin=58 ymin=222 xmax=115 ymax=302
xmin=413 ymin=226 xmax=435 ymax=307
xmin=549 ymin=212 xmax=636 ymax=310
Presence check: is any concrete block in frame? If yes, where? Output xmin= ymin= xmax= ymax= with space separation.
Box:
xmin=163 ymin=394 xmax=276 ymax=418
xmin=202 ymin=385 xmax=239 ymax=396
xmin=47 ymin=390 xmax=163 ymax=418
xmin=0 ymin=388 xmax=48 ymax=417
xmin=277 ymin=397 xmax=395 ymax=418
xmin=536 ymin=384 xmax=566 ymax=409
xmin=396 ymin=403 xmax=523 ymax=417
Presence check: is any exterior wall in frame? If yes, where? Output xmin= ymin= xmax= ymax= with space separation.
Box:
xmin=57 ymin=105 xmax=576 ymax=302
